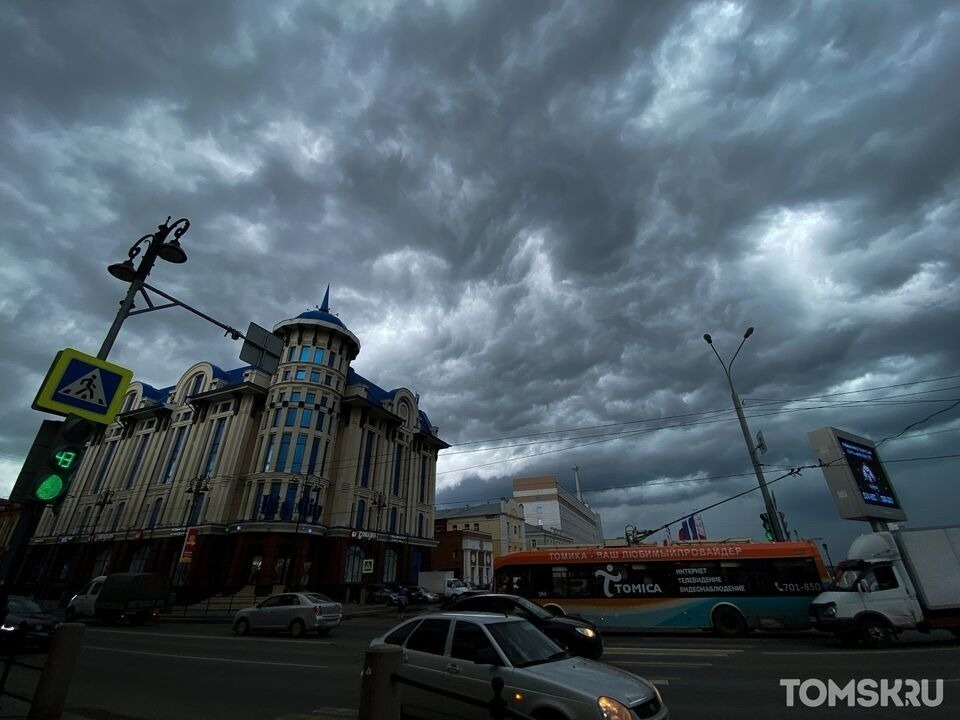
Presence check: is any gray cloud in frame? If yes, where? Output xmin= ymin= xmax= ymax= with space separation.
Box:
xmin=2 ymin=0 xmax=958 ymax=555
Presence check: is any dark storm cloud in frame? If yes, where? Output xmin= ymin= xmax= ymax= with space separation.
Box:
xmin=1 ymin=0 xmax=958 ymax=552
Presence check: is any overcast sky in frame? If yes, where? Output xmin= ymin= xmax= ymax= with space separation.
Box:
xmin=2 ymin=1 xmax=957 ymax=559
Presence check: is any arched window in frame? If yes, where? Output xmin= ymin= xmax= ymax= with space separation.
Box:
xmin=388 ymin=507 xmax=397 ymax=534
xmin=355 ymin=499 xmax=366 ymax=529
xmin=189 ymin=373 xmax=204 ymax=398
xmin=121 ymin=393 xmax=136 ymax=414
xmin=344 ymin=545 xmax=363 ymax=583
xmin=383 ymin=549 xmax=398 ymax=584
xmin=417 ymin=513 xmax=424 ymax=538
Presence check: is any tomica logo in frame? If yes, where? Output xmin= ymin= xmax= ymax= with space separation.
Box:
xmin=595 ymin=565 xmax=663 ymax=598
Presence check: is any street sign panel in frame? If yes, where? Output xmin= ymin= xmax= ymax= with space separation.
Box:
xmin=32 ymin=348 xmax=133 ymax=425
xmin=239 ymin=322 xmax=284 ymax=375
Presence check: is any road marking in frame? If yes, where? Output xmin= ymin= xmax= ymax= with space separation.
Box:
xmin=609 ymin=660 xmax=713 ymax=668
xmin=83 ymin=645 xmax=327 ymax=669
xmin=86 ymin=628 xmax=333 ymax=644
xmin=604 ymin=647 xmax=740 ymax=656
xmin=762 ymin=646 xmax=959 ymax=656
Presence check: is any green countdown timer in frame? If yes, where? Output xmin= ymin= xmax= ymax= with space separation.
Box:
xmin=54 ymin=449 xmax=79 ymax=469
xmin=35 ymin=473 xmax=65 ymax=501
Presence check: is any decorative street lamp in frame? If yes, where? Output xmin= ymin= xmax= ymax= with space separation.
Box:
xmin=703 ymin=327 xmax=786 ymax=542
xmin=287 ymin=474 xmax=322 ymax=591
xmin=184 ymin=474 xmax=211 ymax=526
xmin=102 ymin=217 xmax=190 ymax=360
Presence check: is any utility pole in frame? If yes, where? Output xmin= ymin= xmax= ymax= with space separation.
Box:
xmin=571 ymin=465 xmax=583 ymax=503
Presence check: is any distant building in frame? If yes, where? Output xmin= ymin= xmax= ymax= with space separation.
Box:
xmin=434 ymin=499 xmax=526 ymax=558
xmin=431 ymin=529 xmax=494 ymax=588
xmin=0 ymin=499 xmax=22 ymax=564
xmin=524 ymin=522 xmax=572 ymax=550
xmin=512 ymin=475 xmax=603 ymax=546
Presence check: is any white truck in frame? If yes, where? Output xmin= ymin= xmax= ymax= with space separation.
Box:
xmin=67 ymin=573 xmax=172 ymax=624
xmin=417 ymin=570 xmax=468 ymax=601
xmin=810 ymin=526 xmax=960 ymax=648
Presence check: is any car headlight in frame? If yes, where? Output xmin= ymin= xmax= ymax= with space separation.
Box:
xmin=575 ymin=627 xmax=597 ymax=638
xmin=1 ymin=624 xmax=16 ymax=633
xmin=820 ymin=603 xmax=837 ymax=618
xmin=597 ymin=696 xmax=633 ymax=720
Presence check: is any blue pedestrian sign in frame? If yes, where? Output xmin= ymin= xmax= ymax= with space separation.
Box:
xmin=32 ymin=348 xmax=133 ymax=425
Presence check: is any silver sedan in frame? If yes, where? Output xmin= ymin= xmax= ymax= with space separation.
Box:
xmin=371 ymin=612 xmax=668 ymax=720
xmin=233 ymin=592 xmax=342 ymax=638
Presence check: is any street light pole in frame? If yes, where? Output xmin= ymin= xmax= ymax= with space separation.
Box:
xmin=184 ymin=475 xmax=210 ymax=526
xmin=101 ymin=217 xmax=189 ymax=360
xmin=287 ymin=474 xmax=320 ymax=591
xmin=703 ymin=327 xmax=786 ymax=542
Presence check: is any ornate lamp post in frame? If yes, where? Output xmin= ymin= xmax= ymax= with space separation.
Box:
xmin=287 ymin=474 xmax=321 ymax=591
xmin=184 ymin=475 xmax=211 ymax=526
xmin=703 ymin=327 xmax=786 ymax=542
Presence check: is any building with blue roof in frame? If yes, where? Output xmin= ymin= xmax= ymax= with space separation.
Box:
xmin=27 ymin=287 xmax=447 ymax=604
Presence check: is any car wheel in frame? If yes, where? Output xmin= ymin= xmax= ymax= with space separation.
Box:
xmin=233 ymin=618 xmax=250 ymax=636
xmin=289 ymin=619 xmax=306 ymax=638
xmin=859 ymin=618 xmax=892 ymax=649
xmin=712 ymin=606 xmax=747 ymax=638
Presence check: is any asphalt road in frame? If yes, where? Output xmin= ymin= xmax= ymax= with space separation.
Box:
xmin=14 ymin=616 xmax=958 ymax=720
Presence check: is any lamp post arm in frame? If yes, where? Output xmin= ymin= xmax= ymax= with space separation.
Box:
xmin=136 ymin=282 xmax=246 ymax=340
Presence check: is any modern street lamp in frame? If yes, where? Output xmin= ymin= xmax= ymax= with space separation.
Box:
xmin=703 ymin=327 xmax=786 ymax=542
xmin=101 ymin=216 xmax=190 ymax=360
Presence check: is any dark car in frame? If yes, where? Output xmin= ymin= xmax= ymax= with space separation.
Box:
xmin=0 ymin=596 xmax=58 ymax=651
xmin=442 ymin=593 xmax=603 ymax=659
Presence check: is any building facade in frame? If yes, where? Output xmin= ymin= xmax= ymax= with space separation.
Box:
xmin=512 ymin=475 xmax=603 ymax=546
xmin=21 ymin=291 xmax=447 ymax=604
xmin=434 ymin=499 xmax=526 ymax=558
xmin=431 ymin=529 xmax=494 ymax=588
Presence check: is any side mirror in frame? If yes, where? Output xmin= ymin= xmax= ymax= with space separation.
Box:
xmin=476 ymin=648 xmax=501 ymax=666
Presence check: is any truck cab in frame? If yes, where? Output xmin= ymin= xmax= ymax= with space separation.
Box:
xmin=67 ymin=576 xmax=107 ymax=620
xmin=810 ymin=532 xmax=925 ymax=647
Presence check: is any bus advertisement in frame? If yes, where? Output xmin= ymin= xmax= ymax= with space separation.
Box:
xmin=494 ymin=541 xmax=829 ymax=636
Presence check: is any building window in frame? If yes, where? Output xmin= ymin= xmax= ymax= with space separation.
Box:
xmin=329 ymin=351 xmax=337 ymax=368
xmin=121 ymin=393 xmax=136 ymax=414
xmin=418 ymin=456 xmax=426 ymax=503
xmin=359 ymin=430 xmax=374 ymax=488
xmin=284 ymin=407 xmax=297 ymax=426
xmin=189 ymin=373 xmax=204 ymax=397
xmin=283 ymin=370 xmax=291 ymax=381
xmin=389 ymin=507 xmax=397 ymax=534
xmin=92 ymin=442 xmax=118 ymax=494
xmin=307 ymin=437 xmax=321 ymax=475
xmin=290 ymin=434 xmax=307 ymax=473
xmin=320 ymin=441 xmax=330 ymax=475
xmin=287 ymin=347 xmax=296 ymax=361
xmin=313 ymin=348 xmax=324 ymax=364
xmin=474 ymin=523 xmax=479 ymax=531
xmin=264 ymin=482 xmax=281 ymax=520
xmin=272 ymin=408 xmax=281 ymax=427
xmin=344 ymin=546 xmax=362 ymax=583
xmin=417 ymin=513 xmax=424 ymax=538
xmin=315 ymin=411 xmax=325 ymax=433
xmin=300 ymin=408 xmax=313 ymax=428
xmin=147 ymin=498 xmax=163 ymax=529
xmin=383 ymin=549 xmax=398 ymax=583
xmin=203 ymin=417 xmax=228 ymax=477
xmin=310 ymin=371 xmax=320 ymax=383
xmin=262 ymin=435 xmax=276 ymax=472
xmin=251 ymin=480 xmax=265 ymax=519
xmin=324 ymin=375 xmax=332 ymax=386
xmin=299 ymin=347 xmax=311 ymax=362
xmin=392 ymin=447 xmax=402 ymax=495
xmin=355 ymin=499 xmax=366 ymax=529
xmin=295 ymin=369 xmax=306 ymax=380
xmin=79 ymin=506 xmax=92 ymax=533
xmin=162 ymin=426 xmax=188 ymax=484
xmin=276 ymin=433 xmax=293 ymax=472
xmin=110 ymin=502 xmax=126 ymax=532
xmin=124 ymin=435 xmax=150 ymax=490
xmin=280 ymin=483 xmax=297 ymax=522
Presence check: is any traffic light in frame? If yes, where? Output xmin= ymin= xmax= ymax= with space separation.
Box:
xmin=10 ymin=415 xmax=94 ymax=510
xmin=760 ymin=513 xmax=774 ymax=541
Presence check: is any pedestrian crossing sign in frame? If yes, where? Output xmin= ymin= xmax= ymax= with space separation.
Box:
xmin=32 ymin=348 xmax=133 ymax=425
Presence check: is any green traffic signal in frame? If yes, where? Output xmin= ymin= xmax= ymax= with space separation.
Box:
xmin=35 ymin=473 xmax=65 ymax=501
xmin=53 ymin=449 xmax=79 ymax=469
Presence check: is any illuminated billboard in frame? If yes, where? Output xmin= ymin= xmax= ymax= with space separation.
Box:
xmin=807 ymin=427 xmax=907 ymax=522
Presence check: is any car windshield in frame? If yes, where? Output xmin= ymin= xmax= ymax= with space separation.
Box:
xmin=304 ymin=593 xmax=333 ymax=604
xmin=831 ymin=568 xmax=863 ymax=591
xmin=9 ymin=597 xmax=43 ymax=614
xmin=485 ymin=619 xmax=566 ymax=668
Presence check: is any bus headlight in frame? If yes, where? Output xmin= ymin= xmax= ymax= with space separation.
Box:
xmin=597 ymin=696 xmax=632 ymax=720
xmin=575 ymin=627 xmax=596 ymax=638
